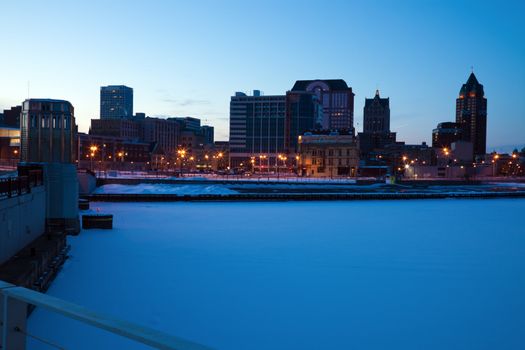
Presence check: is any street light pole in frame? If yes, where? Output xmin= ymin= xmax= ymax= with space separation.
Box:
xmin=89 ymin=145 xmax=98 ymax=172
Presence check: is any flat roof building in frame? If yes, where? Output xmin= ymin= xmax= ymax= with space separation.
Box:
xmin=229 ymin=91 xmax=287 ymax=169
xmin=100 ymin=85 xmax=133 ymax=119
xmin=298 ymin=131 xmax=359 ymax=177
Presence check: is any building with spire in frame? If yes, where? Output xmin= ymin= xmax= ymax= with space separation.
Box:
xmin=357 ymin=90 xmax=396 ymax=158
xmin=456 ymin=72 xmax=487 ymax=157
xmin=363 ymin=90 xmax=390 ymax=133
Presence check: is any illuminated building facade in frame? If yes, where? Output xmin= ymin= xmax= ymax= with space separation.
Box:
xmin=456 ymin=73 xmax=487 ymax=157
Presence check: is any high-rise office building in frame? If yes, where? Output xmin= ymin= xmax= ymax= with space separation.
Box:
xmin=20 ymin=99 xmax=76 ymax=163
xmin=358 ymin=90 xmax=396 ymax=158
xmin=456 ymin=73 xmax=487 ymax=157
xmin=100 ymin=85 xmax=133 ymax=119
xmin=290 ymin=79 xmax=354 ymax=132
xmin=363 ymin=90 xmax=390 ymax=133
xmin=229 ymin=91 xmax=287 ymax=169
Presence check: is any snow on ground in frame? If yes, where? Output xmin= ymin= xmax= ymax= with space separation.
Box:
xmin=93 ymin=182 xmax=525 ymax=195
xmin=487 ymin=182 xmax=525 ymax=188
xmin=93 ymin=183 xmax=238 ymax=195
xmin=93 ymin=182 xmax=388 ymax=195
xmin=28 ymin=199 xmax=525 ymax=349
xmin=98 ymin=170 xmax=359 ymax=183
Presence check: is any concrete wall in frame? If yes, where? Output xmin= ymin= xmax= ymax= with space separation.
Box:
xmin=78 ymin=171 xmax=97 ymax=195
xmin=43 ymin=163 xmax=79 ymax=233
xmin=43 ymin=163 xmax=78 ymax=220
xmin=0 ymin=187 xmax=46 ymax=264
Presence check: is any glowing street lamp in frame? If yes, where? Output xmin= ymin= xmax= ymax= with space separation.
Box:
xmin=177 ymin=148 xmax=187 ymax=175
xmin=259 ymin=154 xmax=267 ymax=173
xmin=89 ymin=145 xmax=98 ymax=171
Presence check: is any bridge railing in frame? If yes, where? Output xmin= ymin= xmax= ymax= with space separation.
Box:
xmin=0 ymin=170 xmax=43 ymax=200
xmin=0 ymin=280 xmax=211 ymax=350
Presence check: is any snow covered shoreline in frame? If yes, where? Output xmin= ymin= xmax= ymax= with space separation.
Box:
xmin=89 ymin=182 xmax=525 ymax=201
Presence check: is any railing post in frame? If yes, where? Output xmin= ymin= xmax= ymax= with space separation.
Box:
xmin=1 ymin=296 xmax=28 ymax=350
xmin=1 ymin=281 xmax=28 ymax=350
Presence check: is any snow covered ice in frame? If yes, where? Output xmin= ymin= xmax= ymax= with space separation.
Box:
xmin=28 ymin=199 xmax=525 ymax=349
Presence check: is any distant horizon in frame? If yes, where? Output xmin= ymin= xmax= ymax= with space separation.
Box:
xmin=1 ymin=1 xmax=523 ymax=151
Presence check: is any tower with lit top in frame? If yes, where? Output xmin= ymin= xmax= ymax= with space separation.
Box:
xmin=455 ymin=72 xmax=487 ymax=157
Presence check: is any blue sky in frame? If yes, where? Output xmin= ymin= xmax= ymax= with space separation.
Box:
xmin=1 ymin=0 xmax=524 ymax=150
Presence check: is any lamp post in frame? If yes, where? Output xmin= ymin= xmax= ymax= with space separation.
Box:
xmin=277 ymin=154 xmax=287 ymax=179
xmin=492 ymin=153 xmax=499 ymax=177
xmin=217 ymin=152 xmax=223 ymax=172
xmin=89 ymin=145 xmax=98 ymax=172
xmin=259 ymin=155 xmax=267 ymax=174
xmin=177 ymin=149 xmax=186 ymax=176
xmin=189 ymin=156 xmax=194 ymax=173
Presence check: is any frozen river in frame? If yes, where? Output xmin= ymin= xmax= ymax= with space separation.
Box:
xmin=29 ymin=199 xmax=525 ymax=349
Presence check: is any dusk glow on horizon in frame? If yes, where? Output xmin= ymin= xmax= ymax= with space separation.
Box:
xmin=1 ymin=0 xmax=524 ymax=150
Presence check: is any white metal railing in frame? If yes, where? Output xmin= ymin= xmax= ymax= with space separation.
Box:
xmin=0 ymin=280 xmax=211 ymax=350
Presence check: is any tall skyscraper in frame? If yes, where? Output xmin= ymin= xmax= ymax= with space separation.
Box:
xmin=456 ymin=73 xmax=487 ymax=157
xmin=358 ymin=90 xmax=396 ymax=158
xmin=100 ymin=85 xmax=133 ymax=119
xmin=229 ymin=91 xmax=286 ymax=169
xmin=20 ymin=99 xmax=76 ymax=163
xmin=363 ymin=90 xmax=390 ymax=133
xmin=290 ymin=79 xmax=354 ymax=132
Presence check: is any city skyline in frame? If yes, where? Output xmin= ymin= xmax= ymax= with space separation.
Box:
xmin=1 ymin=0 xmax=524 ymax=151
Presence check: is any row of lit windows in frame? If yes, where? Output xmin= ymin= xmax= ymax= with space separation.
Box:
xmin=29 ymin=114 xmax=71 ymax=129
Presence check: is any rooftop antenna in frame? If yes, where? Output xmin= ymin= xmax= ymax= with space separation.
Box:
xmin=471 ymin=65 xmax=474 ymax=73
xmin=27 ymin=81 xmax=30 ymax=99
